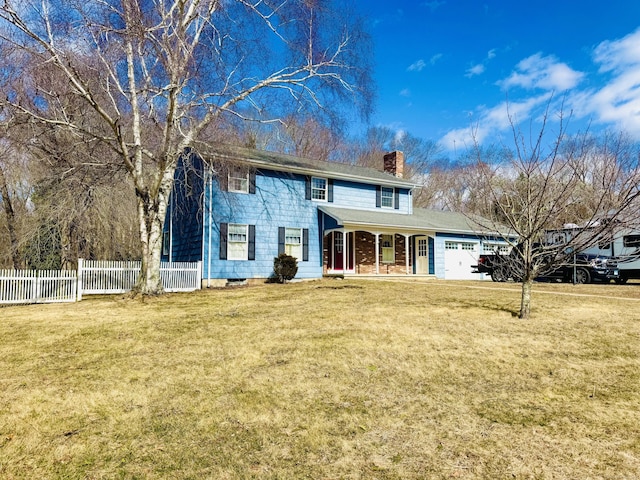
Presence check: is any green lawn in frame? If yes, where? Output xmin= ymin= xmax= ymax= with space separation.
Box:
xmin=1 ymin=279 xmax=640 ymax=479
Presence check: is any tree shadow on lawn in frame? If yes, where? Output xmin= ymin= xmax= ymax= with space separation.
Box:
xmin=453 ymin=298 xmax=520 ymax=318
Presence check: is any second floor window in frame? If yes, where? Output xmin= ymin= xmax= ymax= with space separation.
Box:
xmin=311 ymin=177 xmax=327 ymax=201
xmin=228 ymin=167 xmax=249 ymax=193
xmin=381 ymin=187 xmax=394 ymax=208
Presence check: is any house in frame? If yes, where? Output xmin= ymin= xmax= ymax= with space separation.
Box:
xmin=162 ymin=144 xmax=505 ymax=285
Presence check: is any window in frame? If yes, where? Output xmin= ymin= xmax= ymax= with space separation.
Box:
xmin=311 ymin=177 xmax=327 ymax=201
xmin=220 ymin=223 xmax=255 ymax=260
xmin=461 ymin=243 xmax=476 ymax=251
xmin=278 ymin=227 xmax=309 ymax=261
xmin=381 ymin=234 xmax=394 ymax=263
xmin=285 ymin=228 xmax=302 ymax=259
xmin=335 ymin=233 xmax=343 ymax=253
xmin=228 ymin=224 xmax=248 ymax=260
xmin=381 ymin=187 xmax=394 ymax=208
xmin=623 ymin=235 xmax=640 ymax=248
xmin=228 ymin=167 xmax=249 ymax=193
xmin=445 ymin=241 xmax=458 ymax=250
xmin=418 ymin=238 xmax=428 ymax=257
xmin=162 ymin=231 xmax=170 ymax=256
xmin=483 ymin=243 xmax=510 ymax=255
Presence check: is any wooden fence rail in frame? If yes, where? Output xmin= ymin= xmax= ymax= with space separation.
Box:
xmin=0 ymin=260 xmax=201 ymax=305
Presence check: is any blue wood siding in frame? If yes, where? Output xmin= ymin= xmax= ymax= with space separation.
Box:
xmin=428 ymin=237 xmax=435 ymax=275
xmin=163 ymin=155 xmax=204 ymax=263
xmin=203 ymin=168 xmax=323 ymax=280
xmin=331 ymin=179 xmax=411 ymax=214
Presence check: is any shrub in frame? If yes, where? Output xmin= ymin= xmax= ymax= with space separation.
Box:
xmin=273 ymin=253 xmax=298 ymax=283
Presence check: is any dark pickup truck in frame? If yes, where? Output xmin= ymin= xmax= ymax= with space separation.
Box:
xmin=472 ymin=252 xmax=619 ymax=284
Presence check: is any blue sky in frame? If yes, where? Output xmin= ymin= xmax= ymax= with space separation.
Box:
xmin=358 ymin=1 xmax=640 ymax=154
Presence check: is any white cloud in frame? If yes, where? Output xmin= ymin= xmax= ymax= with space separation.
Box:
xmin=487 ymin=49 xmax=496 ymax=60
xmin=593 ymin=28 xmax=640 ymax=73
xmin=465 ymin=64 xmax=485 ymax=77
xmin=423 ymin=1 xmax=446 ymax=12
xmin=407 ymin=59 xmax=427 ymax=72
xmin=394 ymin=129 xmax=407 ymax=143
xmin=498 ymin=53 xmax=584 ymax=91
xmin=439 ymin=93 xmax=553 ymax=151
xmin=430 ymin=53 xmax=443 ymax=65
xmin=583 ymin=29 xmax=640 ymax=135
xmin=440 ymin=125 xmax=488 ymax=151
xmin=439 ymin=28 xmax=640 ymax=153
xmin=399 ymin=88 xmax=411 ymax=97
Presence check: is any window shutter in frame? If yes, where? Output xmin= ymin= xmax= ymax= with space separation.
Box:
xmin=219 ymin=223 xmax=228 ymax=260
xmin=305 ymin=176 xmax=311 ymax=200
xmin=394 ymin=189 xmax=400 ymax=210
xmin=278 ymin=227 xmax=285 ymax=255
xmin=248 ymin=225 xmax=256 ymax=261
xmin=302 ymin=228 xmax=309 ymax=261
xmin=376 ymin=185 xmax=382 ymax=208
xmin=328 ymin=179 xmax=334 ymax=203
xmin=218 ymin=168 xmax=228 ymax=192
xmin=249 ymin=170 xmax=256 ymax=194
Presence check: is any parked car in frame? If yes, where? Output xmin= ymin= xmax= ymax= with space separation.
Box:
xmin=472 ymin=250 xmax=619 ymax=284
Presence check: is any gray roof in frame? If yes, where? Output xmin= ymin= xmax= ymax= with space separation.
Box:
xmin=319 ymin=206 xmax=500 ymax=236
xmin=198 ymin=144 xmax=418 ymax=189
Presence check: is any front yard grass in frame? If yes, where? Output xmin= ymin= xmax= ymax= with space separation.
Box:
xmin=1 ymin=279 xmax=639 ymax=479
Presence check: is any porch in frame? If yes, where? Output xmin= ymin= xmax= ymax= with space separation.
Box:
xmin=323 ymin=230 xmax=435 ymax=276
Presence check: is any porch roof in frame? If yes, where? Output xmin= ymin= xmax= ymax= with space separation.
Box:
xmin=319 ymin=206 xmax=497 ymax=236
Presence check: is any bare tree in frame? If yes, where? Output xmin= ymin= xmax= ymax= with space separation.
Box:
xmin=0 ymin=0 xmax=372 ymax=294
xmin=472 ymin=107 xmax=640 ymax=319
xmin=275 ymin=115 xmax=343 ymax=161
xmin=0 ymin=142 xmax=22 ymax=268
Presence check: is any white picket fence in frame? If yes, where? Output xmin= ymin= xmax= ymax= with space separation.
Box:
xmin=78 ymin=259 xmax=202 ymax=298
xmin=0 ymin=260 xmax=202 ymax=305
xmin=0 ymin=269 xmax=78 ymax=305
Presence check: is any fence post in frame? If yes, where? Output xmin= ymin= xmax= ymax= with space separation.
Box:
xmin=197 ymin=261 xmax=202 ymax=290
xmin=77 ymin=258 xmax=83 ymax=301
xmin=34 ymin=271 xmax=42 ymax=303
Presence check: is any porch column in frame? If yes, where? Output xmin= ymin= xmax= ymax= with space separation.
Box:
xmin=375 ymin=233 xmax=380 ymax=275
xmin=342 ymin=230 xmax=347 ymax=273
xmin=404 ymin=234 xmax=411 ymax=275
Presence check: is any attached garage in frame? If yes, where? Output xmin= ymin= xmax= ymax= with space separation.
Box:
xmin=443 ymin=240 xmax=480 ymax=280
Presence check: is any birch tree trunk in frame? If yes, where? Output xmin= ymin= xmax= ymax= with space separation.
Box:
xmin=133 ymin=164 xmax=175 ymax=295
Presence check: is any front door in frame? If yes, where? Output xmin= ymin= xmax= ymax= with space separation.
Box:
xmin=332 ymin=232 xmax=354 ymax=272
xmin=416 ymin=236 xmax=429 ymax=274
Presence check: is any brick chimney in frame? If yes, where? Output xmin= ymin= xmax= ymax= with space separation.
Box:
xmin=383 ymin=151 xmax=404 ymax=178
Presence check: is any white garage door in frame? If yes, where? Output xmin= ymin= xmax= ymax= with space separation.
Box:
xmin=444 ymin=241 xmax=479 ymax=280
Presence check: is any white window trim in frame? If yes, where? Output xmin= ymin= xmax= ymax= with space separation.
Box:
xmin=381 ymin=187 xmax=395 ymax=209
xmin=311 ymin=176 xmax=328 ymax=202
xmin=285 ymin=227 xmax=302 ymax=259
xmin=228 ymin=168 xmax=249 ymax=194
xmin=228 ymin=223 xmax=249 ymax=260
